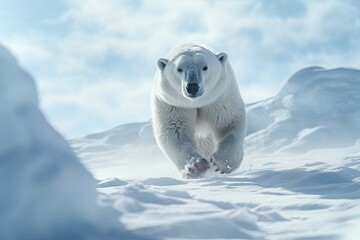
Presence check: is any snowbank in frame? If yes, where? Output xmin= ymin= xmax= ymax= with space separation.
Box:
xmin=246 ymin=66 xmax=360 ymax=153
xmin=0 ymin=45 xmax=144 ymax=240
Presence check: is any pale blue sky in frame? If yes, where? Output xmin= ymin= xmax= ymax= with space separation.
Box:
xmin=1 ymin=0 xmax=359 ymax=138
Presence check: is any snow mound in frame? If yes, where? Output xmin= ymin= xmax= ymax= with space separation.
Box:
xmin=0 ymin=44 xmax=144 ymax=240
xmin=246 ymin=67 xmax=360 ymax=154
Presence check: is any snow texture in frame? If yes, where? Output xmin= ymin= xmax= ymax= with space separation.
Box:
xmin=72 ymin=66 xmax=360 ymax=239
xmin=0 ymin=45 xmax=145 ymax=240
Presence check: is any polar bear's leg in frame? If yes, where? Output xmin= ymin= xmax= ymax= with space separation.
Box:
xmin=152 ymin=97 xmax=209 ymax=178
xmin=195 ymin=135 xmax=216 ymax=159
xmin=211 ymin=128 xmax=245 ymax=174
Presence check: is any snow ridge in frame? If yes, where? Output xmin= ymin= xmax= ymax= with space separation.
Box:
xmin=246 ymin=66 xmax=360 ymax=153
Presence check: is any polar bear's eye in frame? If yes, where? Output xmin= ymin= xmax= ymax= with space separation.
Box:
xmin=177 ymin=68 xmax=183 ymax=73
xmin=202 ymin=66 xmax=208 ymax=71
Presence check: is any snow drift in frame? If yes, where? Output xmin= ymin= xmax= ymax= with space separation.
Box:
xmin=0 ymin=45 xmax=143 ymax=240
xmin=246 ymin=66 xmax=360 ymax=153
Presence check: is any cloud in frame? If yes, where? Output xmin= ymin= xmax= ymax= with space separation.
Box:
xmin=1 ymin=0 xmax=359 ymax=137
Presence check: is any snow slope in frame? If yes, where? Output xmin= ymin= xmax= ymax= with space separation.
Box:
xmin=70 ymin=122 xmax=169 ymax=180
xmin=0 ymin=45 xmax=145 ymax=240
xmin=71 ymin=66 xmax=360 ymax=239
xmin=246 ymin=67 xmax=360 ymax=154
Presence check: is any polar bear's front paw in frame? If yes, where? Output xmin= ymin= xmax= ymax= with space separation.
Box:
xmin=210 ymin=157 xmax=233 ymax=174
xmin=183 ymin=158 xmax=210 ymax=179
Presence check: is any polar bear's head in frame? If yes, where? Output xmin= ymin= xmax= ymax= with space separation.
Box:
xmin=155 ymin=43 xmax=229 ymax=107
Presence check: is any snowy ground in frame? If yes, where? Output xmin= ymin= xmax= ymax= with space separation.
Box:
xmin=72 ymin=130 xmax=360 ymax=239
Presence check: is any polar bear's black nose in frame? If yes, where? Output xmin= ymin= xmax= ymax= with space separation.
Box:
xmin=186 ymin=83 xmax=199 ymax=95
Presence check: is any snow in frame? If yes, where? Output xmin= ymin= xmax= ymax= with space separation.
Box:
xmin=72 ymin=143 xmax=360 ymax=239
xmin=0 ymin=45 xmax=145 ymax=240
xmin=2 ymin=41 xmax=360 ymax=239
xmin=246 ymin=67 xmax=360 ymax=154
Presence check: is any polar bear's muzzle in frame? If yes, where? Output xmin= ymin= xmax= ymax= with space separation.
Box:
xmin=183 ymin=70 xmax=204 ymax=99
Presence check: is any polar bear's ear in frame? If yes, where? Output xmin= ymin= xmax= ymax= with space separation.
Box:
xmin=216 ymin=52 xmax=228 ymax=65
xmin=157 ymin=58 xmax=169 ymax=71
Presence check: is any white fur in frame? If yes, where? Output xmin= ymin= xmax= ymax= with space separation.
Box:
xmin=151 ymin=43 xmax=246 ymax=178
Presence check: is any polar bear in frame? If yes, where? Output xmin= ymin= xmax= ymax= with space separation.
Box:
xmin=151 ymin=43 xmax=246 ymax=179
